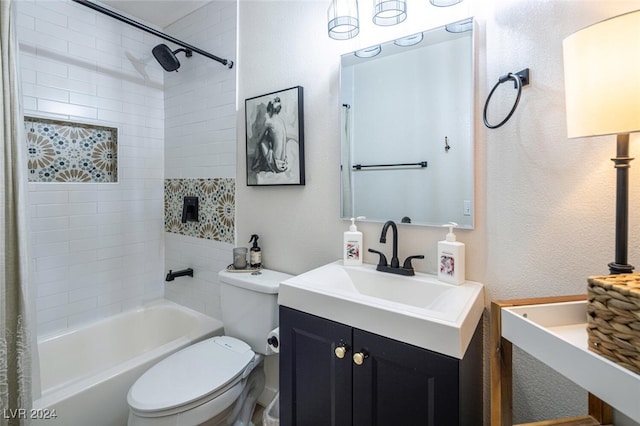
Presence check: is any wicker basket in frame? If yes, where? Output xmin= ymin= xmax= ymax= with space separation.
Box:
xmin=587 ymin=274 xmax=640 ymax=375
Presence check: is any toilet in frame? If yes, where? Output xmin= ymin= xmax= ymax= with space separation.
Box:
xmin=127 ymin=268 xmax=292 ymax=426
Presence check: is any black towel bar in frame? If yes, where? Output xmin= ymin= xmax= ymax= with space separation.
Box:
xmin=352 ymin=161 xmax=427 ymax=170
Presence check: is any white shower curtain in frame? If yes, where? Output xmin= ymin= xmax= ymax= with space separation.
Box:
xmin=1 ymin=0 xmax=37 ymax=423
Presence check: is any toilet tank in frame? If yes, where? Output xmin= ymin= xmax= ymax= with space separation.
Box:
xmin=218 ymin=269 xmax=292 ymax=353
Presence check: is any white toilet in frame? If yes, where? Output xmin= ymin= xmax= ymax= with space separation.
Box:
xmin=127 ymin=268 xmax=292 ymax=426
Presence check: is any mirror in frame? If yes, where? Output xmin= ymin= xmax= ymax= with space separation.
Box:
xmin=340 ymin=18 xmax=475 ymax=228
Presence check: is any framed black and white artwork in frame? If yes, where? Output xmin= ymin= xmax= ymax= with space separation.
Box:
xmin=245 ymin=86 xmax=305 ymax=186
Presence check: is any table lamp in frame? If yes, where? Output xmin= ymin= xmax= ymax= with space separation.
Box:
xmin=563 ymin=10 xmax=640 ymax=274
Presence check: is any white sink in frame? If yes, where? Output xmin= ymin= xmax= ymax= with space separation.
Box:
xmin=278 ymin=261 xmax=484 ymax=359
xmin=346 ymin=267 xmax=451 ymax=308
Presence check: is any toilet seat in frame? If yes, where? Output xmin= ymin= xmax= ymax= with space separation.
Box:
xmin=128 ymin=336 xmax=255 ymax=417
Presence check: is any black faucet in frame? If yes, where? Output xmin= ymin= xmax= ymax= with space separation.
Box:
xmin=368 ymin=220 xmax=424 ymax=276
xmin=381 ymin=220 xmax=400 ymax=268
xmin=165 ymin=268 xmax=194 ymax=281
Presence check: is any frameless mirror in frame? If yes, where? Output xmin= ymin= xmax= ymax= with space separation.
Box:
xmin=340 ymin=18 xmax=475 ymax=228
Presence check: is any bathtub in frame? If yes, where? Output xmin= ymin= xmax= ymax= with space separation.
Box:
xmin=32 ymin=299 xmax=224 ymax=426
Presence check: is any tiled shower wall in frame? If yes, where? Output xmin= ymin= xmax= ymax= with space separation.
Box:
xmin=17 ymin=0 xmax=165 ymax=336
xmin=162 ymin=1 xmax=237 ymax=319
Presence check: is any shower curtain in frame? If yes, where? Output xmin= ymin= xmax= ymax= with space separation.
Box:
xmin=1 ymin=0 xmax=36 ymax=423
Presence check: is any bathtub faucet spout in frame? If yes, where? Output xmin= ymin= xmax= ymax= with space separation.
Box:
xmin=165 ymin=268 xmax=194 ymax=281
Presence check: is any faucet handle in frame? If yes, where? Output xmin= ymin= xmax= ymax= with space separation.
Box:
xmin=402 ymin=255 xmax=425 ymax=270
xmin=368 ymin=248 xmax=388 ymax=267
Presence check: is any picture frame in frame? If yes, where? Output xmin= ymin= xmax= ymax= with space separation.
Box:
xmin=245 ymin=86 xmax=305 ymax=186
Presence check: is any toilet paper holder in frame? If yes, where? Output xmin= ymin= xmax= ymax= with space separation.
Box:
xmin=267 ymin=327 xmax=280 ymax=354
xmin=267 ymin=335 xmax=279 ymax=349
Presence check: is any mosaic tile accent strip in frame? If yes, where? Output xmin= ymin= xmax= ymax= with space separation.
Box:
xmin=24 ymin=116 xmax=118 ymax=183
xmin=165 ymin=178 xmax=235 ymax=244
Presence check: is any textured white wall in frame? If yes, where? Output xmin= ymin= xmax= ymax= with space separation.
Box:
xmin=237 ymin=0 xmax=640 ymax=423
xmin=17 ymin=0 xmax=165 ymax=337
xmin=162 ymin=0 xmax=237 ymax=320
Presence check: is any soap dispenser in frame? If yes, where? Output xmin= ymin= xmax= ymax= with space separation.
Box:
xmin=344 ymin=217 xmax=364 ymax=266
xmin=249 ymin=234 xmax=262 ymax=268
xmin=437 ymin=222 xmax=465 ymax=285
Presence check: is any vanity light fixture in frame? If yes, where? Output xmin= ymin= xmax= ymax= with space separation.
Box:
xmin=328 ymin=0 xmax=359 ymax=40
xmin=446 ymin=17 xmax=473 ymax=33
xmin=563 ymin=10 xmax=640 ymax=274
xmin=394 ymin=32 xmax=423 ymax=47
xmin=372 ymin=0 xmax=407 ymax=26
xmin=430 ymin=0 xmax=463 ymax=6
xmin=327 ymin=0 xmax=463 ymax=40
xmin=354 ymin=45 xmax=382 ymax=58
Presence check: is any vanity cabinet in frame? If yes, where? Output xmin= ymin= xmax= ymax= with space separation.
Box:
xmin=279 ymin=306 xmax=482 ymax=426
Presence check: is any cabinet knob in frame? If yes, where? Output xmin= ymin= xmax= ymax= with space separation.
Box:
xmin=353 ymin=351 xmax=368 ymax=366
xmin=335 ymin=345 xmax=348 ymax=359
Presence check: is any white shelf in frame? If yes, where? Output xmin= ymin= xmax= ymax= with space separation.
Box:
xmin=502 ymin=300 xmax=640 ymax=422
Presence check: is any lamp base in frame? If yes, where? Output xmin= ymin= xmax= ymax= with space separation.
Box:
xmin=608 ymin=261 xmax=634 ymax=275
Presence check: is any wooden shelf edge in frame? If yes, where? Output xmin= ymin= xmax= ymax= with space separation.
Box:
xmin=515 ymin=415 xmax=603 ymax=425
xmin=490 ymin=295 xmax=613 ymax=426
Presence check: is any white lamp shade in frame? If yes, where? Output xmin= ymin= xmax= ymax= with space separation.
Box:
xmin=563 ymin=10 xmax=640 ymax=138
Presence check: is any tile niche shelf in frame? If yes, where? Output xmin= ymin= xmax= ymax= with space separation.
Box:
xmin=491 ymin=295 xmax=640 ymax=426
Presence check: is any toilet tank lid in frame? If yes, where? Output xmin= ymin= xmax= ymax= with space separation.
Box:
xmin=218 ymin=269 xmax=293 ymax=294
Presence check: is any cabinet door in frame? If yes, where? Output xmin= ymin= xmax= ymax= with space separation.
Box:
xmin=280 ymin=307 xmax=353 ymax=426
xmin=352 ymin=329 xmax=460 ymax=426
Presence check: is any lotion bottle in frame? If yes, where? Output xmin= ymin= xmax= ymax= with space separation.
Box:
xmin=343 ymin=217 xmax=364 ymax=266
xmin=437 ymin=222 xmax=465 ymax=284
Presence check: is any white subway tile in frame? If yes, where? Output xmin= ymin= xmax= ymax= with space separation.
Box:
xmin=69 ymin=237 xmax=99 ymax=253
xmin=30 ymin=216 xmax=69 ymax=232
xmin=37 ymin=298 xmax=97 ymax=325
xmin=97 ymin=109 xmax=123 ymax=124
xmin=32 ymin=265 xmax=68 ymax=285
xmin=67 ymin=249 xmax=97 ymax=266
xmin=36 ymin=253 xmax=70 ymax=272
xmin=68 ymin=202 xmax=97 ymax=215
xmin=36 ymin=279 xmax=69 ymax=298
xmin=96 ymin=245 xmax=124 ymax=260
xmin=18 ymin=2 xmax=68 ymax=27
xmin=68 ymin=282 xmax=113 ymax=303
xmin=37 ymin=72 xmax=95 ymax=95
xmin=29 ymin=190 xmax=69 ymax=205
xmin=38 ymin=98 xmax=97 ymax=119
xmin=32 ymin=241 xmax=69 ymax=258
xmin=36 ymin=292 xmax=69 ymax=311
xmin=36 ymin=203 xmax=68 ymax=218
xmin=69 ymin=226 xmax=97 ymax=241
xmin=35 ymin=228 xmax=70 ymax=245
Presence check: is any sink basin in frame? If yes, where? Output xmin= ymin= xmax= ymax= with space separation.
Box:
xmin=346 ymin=267 xmax=451 ymax=308
xmin=278 ymin=261 xmax=484 ymax=359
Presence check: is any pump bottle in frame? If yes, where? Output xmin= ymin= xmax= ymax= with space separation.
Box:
xmin=437 ymin=222 xmax=465 ymax=284
xmin=343 ymin=217 xmax=364 ymax=266
xmin=249 ymin=234 xmax=262 ymax=268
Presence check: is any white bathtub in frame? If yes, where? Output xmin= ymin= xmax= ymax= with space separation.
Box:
xmin=32 ymin=299 xmax=224 ymax=426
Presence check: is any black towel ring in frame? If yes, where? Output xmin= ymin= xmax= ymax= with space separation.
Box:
xmin=483 ymin=68 xmax=530 ymax=129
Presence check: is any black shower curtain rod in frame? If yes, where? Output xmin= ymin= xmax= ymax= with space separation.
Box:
xmin=72 ymin=0 xmax=233 ymax=69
